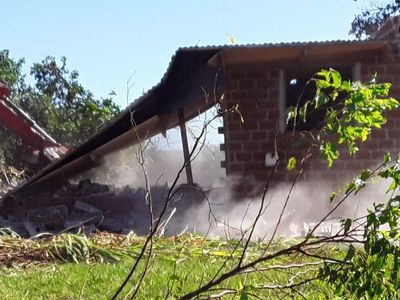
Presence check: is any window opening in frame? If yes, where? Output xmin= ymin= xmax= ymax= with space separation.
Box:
xmin=285 ymin=65 xmax=353 ymax=131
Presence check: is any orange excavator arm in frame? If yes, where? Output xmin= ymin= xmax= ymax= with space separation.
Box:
xmin=0 ymin=82 xmax=67 ymax=165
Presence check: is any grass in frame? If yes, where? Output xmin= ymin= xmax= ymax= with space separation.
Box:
xmin=0 ymin=230 xmax=340 ymax=299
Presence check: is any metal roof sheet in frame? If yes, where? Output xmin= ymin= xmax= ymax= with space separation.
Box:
xmin=177 ymin=38 xmax=381 ymax=50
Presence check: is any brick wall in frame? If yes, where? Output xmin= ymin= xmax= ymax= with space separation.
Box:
xmin=373 ymin=15 xmax=400 ymax=40
xmin=221 ymin=42 xmax=400 ymax=198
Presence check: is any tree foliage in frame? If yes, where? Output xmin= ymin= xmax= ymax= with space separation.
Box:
xmin=287 ymin=68 xmax=399 ymax=167
xmin=350 ymin=0 xmax=400 ymax=39
xmin=0 ymin=50 xmax=120 ymax=180
xmin=286 ymin=69 xmax=400 ymax=298
xmin=320 ymin=158 xmax=400 ymax=298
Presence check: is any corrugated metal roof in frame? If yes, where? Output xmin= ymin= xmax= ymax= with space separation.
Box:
xmin=125 ymin=39 xmax=385 ymax=113
xmin=128 ymin=39 xmax=383 ymax=107
xmin=177 ymin=39 xmax=379 ymax=50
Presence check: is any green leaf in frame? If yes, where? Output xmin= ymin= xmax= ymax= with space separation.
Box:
xmin=344 ymin=244 xmax=356 ymax=261
xmin=286 ymin=157 xmax=297 ymax=171
xmin=321 ymin=142 xmax=339 ymax=167
xmin=360 ymin=128 xmax=369 ymax=142
xmin=285 ymin=106 xmax=297 ymax=124
xmin=329 ymin=192 xmax=336 ymax=203
xmin=169 ymin=274 xmax=180 ymax=281
xmin=298 ymin=101 xmax=309 ymax=123
xmin=387 ymin=180 xmax=397 ymax=193
xmin=384 ymin=153 xmax=391 ymax=164
xmin=345 ymin=181 xmax=356 ymax=195
xmin=314 ymin=92 xmax=330 ymax=108
xmin=343 ymin=218 xmax=353 ymax=234
xmin=330 ymin=68 xmax=342 ymax=89
xmin=360 ymin=169 xmax=371 ymax=181
xmin=239 ymin=290 xmax=249 ymax=300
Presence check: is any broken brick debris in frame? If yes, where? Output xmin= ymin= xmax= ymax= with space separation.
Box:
xmin=0 ymin=179 xmax=206 ymax=237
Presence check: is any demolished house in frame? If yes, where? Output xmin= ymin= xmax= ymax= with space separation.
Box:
xmin=2 ymin=16 xmax=400 ymax=236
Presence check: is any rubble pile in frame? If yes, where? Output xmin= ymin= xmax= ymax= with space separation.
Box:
xmin=0 ymin=179 xmax=205 ymax=237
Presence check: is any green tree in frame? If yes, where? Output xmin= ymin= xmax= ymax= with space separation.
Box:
xmin=350 ymin=0 xmax=400 ymax=39
xmin=0 ymin=50 xmax=120 ymax=182
xmin=286 ymin=69 xmax=400 ymax=299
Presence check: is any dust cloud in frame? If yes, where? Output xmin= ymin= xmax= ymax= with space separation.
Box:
xmin=80 ymin=108 xmax=391 ymax=239
xmin=83 ymin=138 xmax=390 ymax=239
xmin=154 ymin=176 xmax=389 ymax=239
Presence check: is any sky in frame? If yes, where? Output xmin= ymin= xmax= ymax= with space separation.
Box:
xmin=0 ymin=0 xmax=371 ymax=107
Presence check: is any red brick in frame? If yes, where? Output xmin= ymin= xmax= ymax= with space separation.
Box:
xmin=240 ymin=121 xmax=258 ymax=130
xmin=238 ymin=101 xmax=258 ymax=111
xmin=228 ymin=131 xmax=250 ymax=141
xmin=260 ymin=141 xmax=275 ymax=149
xmin=386 ymin=65 xmax=400 ymax=74
xmin=356 ymin=151 xmax=372 ymax=160
xmin=268 ymin=89 xmax=279 ymax=99
xmin=236 ymin=152 xmax=251 ymax=161
xmin=229 ymin=153 xmax=235 ymax=161
xmin=230 ymin=163 xmax=243 ymax=172
xmin=231 ymin=90 xmax=247 ymax=99
xmin=230 ymin=70 xmax=246 ymax=80
xmin=256 ymin=78 xmax=277 ymax=89
xmin=378 ymin=139 xmax=395 ymax=150
xmin=253 ymin=171 xmax=268 ymax=180
xmin=369 ymin=65 xmax=385 ymax=75
xmin=247 ymin=69 xmax=265 ymax=79
xmin=226 ymin=80 xmax=238 ymax=90
xmin=259 ymin=120 xmax=277 ymax=129
xmin=361 ymin=140 xmax=378 ymax=150
xmin=256 ymin=101 xmax=273 ymax=109
xmin=243 ymin=141 xmax=260 ymax=151
xmin=251 ymin=131 xmax=266 ymax=140
xmin=228 ymin=113 xmax=243 ymax=122
xmin=228 ymin=122 xmax=240 ymax=131
xmin=311 ymin=161 xmax=329 ymax=171
xmin=253 ymin=152 xmax=266 ymax=161
xmin=386 ymin=110 xmax=400 ymax=118
xmin=228 ymin=142 xmax=242 ymax=151
xmin=384 ymin=119 xmax=396 ymax=128
xmin=387 ymin=129 xmax=400 ymax=138
xmin=361 ymin=65 xmax=369 ymax=75
xmin=243 ymin=162 xmax=262 ymax=170
xmin=370 ymin=129 xmax=388 ymax=139
xmin=268 ymin=69 xmax=279 ymax=77
xmin=389 ymin=87 xmax=400 ymax=97
xmin=344 ymin=161 xmax=364 ymax=170
xmin=247 ymin=111 xmax=268 ymax=120
xmin=270 ymin=173 xmax=288 ymax=182
xmin=239 ymin=80 xmax=255 ymax=90
xmin=247 ymin=89 xmax=268 ymax=99
xmin=331 ymin=160 xmax=346 ymax=170
xmin=371 ymin=150 xmax=388 ymax=159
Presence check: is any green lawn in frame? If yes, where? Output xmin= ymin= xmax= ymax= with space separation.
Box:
xmin=0 ymin=232 xmax=338 ymax=299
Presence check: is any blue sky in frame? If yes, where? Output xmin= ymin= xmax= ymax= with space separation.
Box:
xmin=1 ymin=0 xmax=369 ymax=107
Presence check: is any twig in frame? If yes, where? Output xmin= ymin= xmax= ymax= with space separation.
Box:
xmin=112 ymin=105 xmax=236 ymax=299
